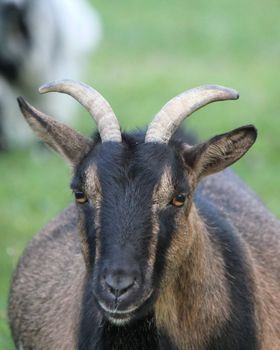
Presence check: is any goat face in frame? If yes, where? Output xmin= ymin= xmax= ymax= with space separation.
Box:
xmin=71 ymin=138 xmax=194 ymax=324
xmin=18 ymin=80 xmax=257 ymax=326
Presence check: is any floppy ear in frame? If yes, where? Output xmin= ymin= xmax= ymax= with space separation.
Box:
xmin=18 ymin=97 xmax=93 ymax=166
xmin=183 ymin=125 xmax=257 ymax=181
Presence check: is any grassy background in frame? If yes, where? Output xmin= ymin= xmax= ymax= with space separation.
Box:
xmin=1 ymin=0 xmax=280 ymax=347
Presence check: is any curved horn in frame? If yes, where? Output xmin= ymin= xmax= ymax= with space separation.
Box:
xmin=145 ymin=85 xmax=239 ymax=143
xmin=39 ymin=79 xmax=122 ymax=143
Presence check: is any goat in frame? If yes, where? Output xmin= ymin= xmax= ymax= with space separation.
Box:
xmin=8 ymin=80 xmax=280 ymax=349
xmin=0 ymin=0 xmax=101 ymax=149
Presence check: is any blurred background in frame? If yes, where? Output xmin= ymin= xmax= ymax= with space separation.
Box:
xmin=0 ymin=0 xmax=279 ymax=347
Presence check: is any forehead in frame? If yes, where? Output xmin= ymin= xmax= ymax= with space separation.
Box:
xmin=73 ymin=141 xmax=188 ymax=191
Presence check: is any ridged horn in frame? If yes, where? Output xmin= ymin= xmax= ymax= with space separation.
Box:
xmin=39 ymin=79 xmax=122 ymax=142
xmin=145 ymin=85 xmax=239 ymax=143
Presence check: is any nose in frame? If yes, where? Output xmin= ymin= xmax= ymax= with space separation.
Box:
xmin=103 ymin=267 xmax=138 ymax=299
xmin=105 ymin=273 xmax=135 ymax=298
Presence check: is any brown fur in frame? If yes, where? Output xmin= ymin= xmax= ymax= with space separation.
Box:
xmin=83 ymin=164 xmax=102 ymax=265
xmin=9 ymin=170 xmax=280 ymax=349
xmin=184 ymin=127 xmax=257 ymax=180
xmin=9 ymin=99 xmax=280 ymax=349
xmin=18 ymin=97 xmax=92 ymax=165
xmin=155 ymin=206 xmax=231 ymax=349
xmin=9 ymin=206 xmax=87 ymax=349
xmin=154 ymin=178 xmax=280 ymax=349
xmin=147 ymin=167 xmax=173 ymax=273
xmin=199 ymin=170 xmax=280 ymax=348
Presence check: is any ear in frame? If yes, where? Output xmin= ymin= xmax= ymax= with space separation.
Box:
xmin=183 ymin=125 xmax=257 ymax=181
xmin=18 ymin=97 xmax=93 ymax=166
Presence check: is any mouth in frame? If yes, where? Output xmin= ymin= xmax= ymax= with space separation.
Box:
xmin=97 ymin=289 xmax=154 ymax=326
xmin=98 ymin=300 xmax=138 ymax=325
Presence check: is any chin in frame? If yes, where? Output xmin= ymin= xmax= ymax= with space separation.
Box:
xmin=107 ymin=315 xmax=132 ymax=326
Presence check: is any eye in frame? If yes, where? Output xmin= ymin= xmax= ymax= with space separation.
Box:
xmin=171 ymin=194 xmax=186 ymax=207
xmin=74 ymin=191 xmax=88 ymax=204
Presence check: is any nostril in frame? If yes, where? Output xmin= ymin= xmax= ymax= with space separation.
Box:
xmin=104 ymin=273 xmax=136 ymax=298
xmin=108 ymin=285 xmax=133 ymax=298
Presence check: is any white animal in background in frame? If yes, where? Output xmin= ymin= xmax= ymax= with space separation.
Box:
xmin=0 ymin=0 xmax=102 ymax=149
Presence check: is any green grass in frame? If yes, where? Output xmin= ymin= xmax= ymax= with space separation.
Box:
xmin=1 ymin=0 xmax=280 ymax=347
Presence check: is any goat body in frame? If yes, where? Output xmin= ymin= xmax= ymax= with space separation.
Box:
xmin=8 ymin=81 xmax=280 ymax=350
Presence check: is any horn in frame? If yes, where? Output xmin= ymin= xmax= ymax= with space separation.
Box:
xmin=145 ymin=85 xmax=239 ymax=143
xmin=39 ymin=79 xmax=122 ymax=143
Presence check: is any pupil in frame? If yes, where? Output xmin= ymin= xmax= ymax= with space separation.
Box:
xmin=176 ymin=194 xmax=185 ymax=202
xmin=75 ymin=192 xmax=84 ymax=199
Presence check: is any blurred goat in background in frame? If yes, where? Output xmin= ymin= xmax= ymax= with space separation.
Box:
xmin=0 ymin=0 xmax=102 ymax=149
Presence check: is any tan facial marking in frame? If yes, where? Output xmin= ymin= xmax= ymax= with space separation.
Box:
xmin=152 ymin=166 xmax=174 ymax=208
xmin=146 ymin=166 xmax=173 ymax=275
xmin=147 ymin=165 xmax=195 ymax=281
xmin=78 ymin=164 xmax=103 ymax=266
xmin=155 ymin=206 xmax=231 ymax=349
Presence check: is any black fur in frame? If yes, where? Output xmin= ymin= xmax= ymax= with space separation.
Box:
xmin=195 ymin=192 xmax=258 ymax=350
xmin=76 ymin=130 xmax=259 ymax=349
xmin=79 ymin=279 xmax=158 ymax=350
xmin=79 ymin=278 xmax=179 ymax=350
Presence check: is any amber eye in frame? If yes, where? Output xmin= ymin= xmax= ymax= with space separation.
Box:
xmin=171 ymin=194 xmax=186 ymax=207
xmin=74 ymin=191 xmax=88 ymax=204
